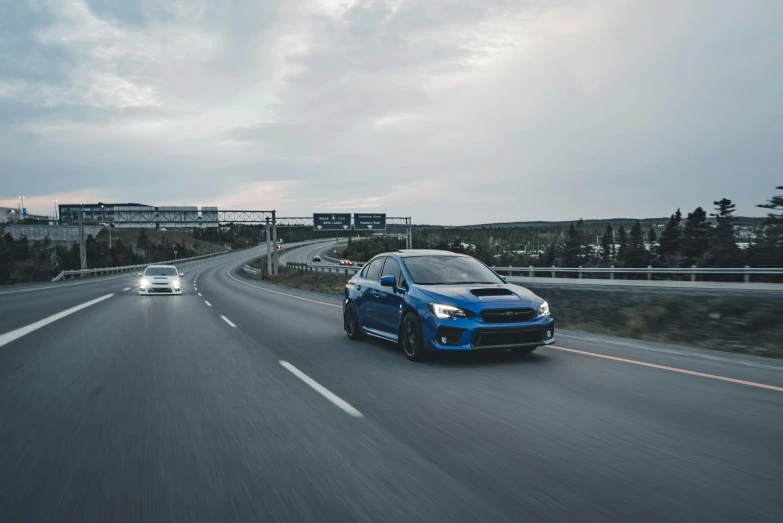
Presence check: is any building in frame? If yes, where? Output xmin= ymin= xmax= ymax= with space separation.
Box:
xmin=0 ymin=207 xmax=22 ymax=223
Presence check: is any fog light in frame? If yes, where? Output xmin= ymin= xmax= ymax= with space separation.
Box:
xmin=441 ymin=337 xmax=448 ymax=344
xmin=546 ymin=329 xmax=553 ymax=339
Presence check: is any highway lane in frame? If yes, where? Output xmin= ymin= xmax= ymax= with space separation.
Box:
xmin=2 ymin=243 xmax=782 ymax=522
xmin=193 ymin=251 xmax=783 ymax=523
xmin=0 ymin=247 xmax=512 ymax=523
xmin=0 ymin=248 xmax=264 ymax=335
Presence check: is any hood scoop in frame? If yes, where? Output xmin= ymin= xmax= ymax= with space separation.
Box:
xmin=470 ymin=288 xmax=513 ymax=297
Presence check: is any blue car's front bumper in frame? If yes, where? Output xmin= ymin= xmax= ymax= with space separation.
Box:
xmin=420 ymin=313 xmax=555 ymax=351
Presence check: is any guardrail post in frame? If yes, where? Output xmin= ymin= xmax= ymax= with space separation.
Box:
xmin=529 ymin=265 xmax=534 ymax=278
xmin=551 ymin=266 xmax=555 ymax=279
xmin=578 ymin=266 xmax=583 ymax=279
xmin=610 ymin=265 xmax=615 ymax=280
xmin=691 ymin=266 xmax=696 ymax=282
xmin=647 ymin=265 xmax=652 ymax=281
xmin=745 ymin=266 xmax=750 ymax=283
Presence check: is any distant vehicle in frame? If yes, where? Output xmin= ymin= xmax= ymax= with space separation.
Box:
xmin=339 ymin=259 xmax=353 ymax=266
xmin=159 ymin=228 xmax=168 ymax=231
xmin=343 ymin=250 xmax=554 ymax=361
xmin=313 ymin=256 xmax=321 ymax=262
xmin=138 ymin=265 xmax=184 ymax=295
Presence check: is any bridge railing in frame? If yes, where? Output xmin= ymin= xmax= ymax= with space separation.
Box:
xmin=287 ymin=262 xmax=361 ymax=276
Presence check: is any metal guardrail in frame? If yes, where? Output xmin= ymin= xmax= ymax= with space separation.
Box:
xmin=287 ymin=262 xmax=360 ymax=276
xmin=286 ymin=260 xmax=783 ymax=285
xmin=51 ymin=249 xmax=237 ymax=282
xmin=488 ymin=266 xmax=783 ymax=283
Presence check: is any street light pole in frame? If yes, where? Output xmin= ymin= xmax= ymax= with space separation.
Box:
xmin=53 ymin=200 xmax=58 ymax=222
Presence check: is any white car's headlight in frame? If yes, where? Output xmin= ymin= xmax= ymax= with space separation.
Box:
xmin=173 ymin=279 xmax=181 ymax=288
xmin=140 ymin=278 xmax=149 ymax=288
xmin=537 ymin=301 xmax=550 ymax=317
xmin=428 ymin=303 xmax=468 ymax=319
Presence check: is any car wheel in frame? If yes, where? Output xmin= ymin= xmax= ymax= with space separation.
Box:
xmin=344 ymin=303 xmax=364 ymax=341
xmin=400 ymin=313 xmax=428 ymax=362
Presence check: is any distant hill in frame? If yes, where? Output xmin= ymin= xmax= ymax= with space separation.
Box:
xmin=416 ymin=216 xmax=766 ymax=229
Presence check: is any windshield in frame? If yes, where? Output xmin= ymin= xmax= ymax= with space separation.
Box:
xmin=144 ymin=267 xmax=177 ymax=276
xmin=401 ymin=256 xmax=503 ymax=285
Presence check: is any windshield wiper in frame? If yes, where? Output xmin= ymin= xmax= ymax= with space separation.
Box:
xmin=459 ymin=281 xmax=498 ymax=284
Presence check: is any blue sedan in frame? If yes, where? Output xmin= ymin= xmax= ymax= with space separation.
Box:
xmin=343 ymin=250 xmax=555 ymax=361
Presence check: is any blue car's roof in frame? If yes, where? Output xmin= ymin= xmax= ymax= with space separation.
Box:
xmin=392 ymin=250 xmax=466 ymax=258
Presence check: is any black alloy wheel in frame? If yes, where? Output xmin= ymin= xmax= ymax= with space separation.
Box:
xmin=400 ymin=313 xmax=427 ymax=362
xmin=344 ymin=303 xmax=364 ymax=340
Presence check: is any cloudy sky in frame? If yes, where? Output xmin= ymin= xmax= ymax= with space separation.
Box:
xmin=2 ymin=0 xmax=781 ymax=224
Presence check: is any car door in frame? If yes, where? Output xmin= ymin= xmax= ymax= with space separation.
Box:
xmin=375 ymin=257 xmax=406 ymax=335
xmin=355 ymin=258 xmax=384 ymax=329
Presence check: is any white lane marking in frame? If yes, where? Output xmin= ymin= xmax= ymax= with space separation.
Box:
xmin=198 ymin=293 xmax=202 ymax=297
xmin=226 ymin=267 xmax=341 ymax=309
xmin=0 ymin=276 xmax=128 ymax=296
xmin=0 ymin=294 xmax=115 ymax=348
xmin=221 ymin=315 xmax=237 ymax=328
xmin=122 ymin=287 xmax=131 ymax=291
xmin=204 ymin=300 xmax=212 ymax=307
xmin=279 ymin=361 xmax=363 ymax=418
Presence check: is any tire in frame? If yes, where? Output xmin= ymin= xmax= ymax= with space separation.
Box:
xmin=344 ymin=303 xmax=364 ymax=341
xmin=400 ymin=312 xmax=428 ymax=362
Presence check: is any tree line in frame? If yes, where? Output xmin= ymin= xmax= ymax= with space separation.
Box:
xmin=0 ymin=231 xmax=198 ymax=285
xmin=414 ymin=187 xmax=783 ymax=270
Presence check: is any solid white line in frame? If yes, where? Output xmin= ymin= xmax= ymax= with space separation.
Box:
xmin=198 ymin=293 xmax=202 ymax=297
xmin=122 ymin=287 xmax=131 ymax=291
xmin=0 ymin=275 xmax=128 ymax=296
xmin=0 ymin=294 xmax=115 ymax=348
xmin=221 ymin=315 xmax=237 ymax=328
xmin=279 ymin=361 xmax=363 ymax=418
xmin=226 ymin=266 xmax=341 ymax=309
xmin=204 ymin=300 xmax=212 ymax=307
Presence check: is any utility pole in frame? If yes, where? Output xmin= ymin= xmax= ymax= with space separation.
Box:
xmin=266 ymin=217 xmax=272 ymax=277
xmin=272 ymin=211 xmax=278 ymax=276
xmin=79 ymin=204 xmax=87 ymax=271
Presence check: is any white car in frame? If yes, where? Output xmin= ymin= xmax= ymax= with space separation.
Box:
xmin=139 ymin=265 xmax=183 ymax=295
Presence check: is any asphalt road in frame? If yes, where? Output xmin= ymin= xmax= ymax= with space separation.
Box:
xmin=1 ymin=244 xmax=782 ymax=522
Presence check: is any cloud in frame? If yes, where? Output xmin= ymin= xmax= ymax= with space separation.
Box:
xmin=2 ymin=0 xmax=781 ymax=223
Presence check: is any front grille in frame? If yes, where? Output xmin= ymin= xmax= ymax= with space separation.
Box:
xmin=480 ymin=308 xmax=535 ymax=323
xmin=472 ymin=327 xmax=542 ymax=349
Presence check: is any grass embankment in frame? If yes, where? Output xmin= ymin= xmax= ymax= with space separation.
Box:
xmin=258 ymin=268 xmax=783 ymax=358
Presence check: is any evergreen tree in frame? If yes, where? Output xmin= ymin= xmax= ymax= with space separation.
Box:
xmin=0 ymin=234 xmax=10 ymax=284
xmin=657 ymin=209 xmax=682 ymax=262
xmin=137 ymin=229 xmax=150 ymax=252
xmin=647 ymin=227 xmax=657 ymax=246
xmin=625 ymin=221 xmax=648 ymax=267
xmin=616 ymin=226 xmax=628 ymax=262
xmin=601 ymin=224 xmax=613 ymax=262
xmin=563 ymin=223 xmax=581 ymax=266
xmin=681 ymin=207 xmax=712 ymax=265
xmin=706 ymin=198 xmax=743 ymax=267
xmin=752 ymin=186 xmax=783 ymax=267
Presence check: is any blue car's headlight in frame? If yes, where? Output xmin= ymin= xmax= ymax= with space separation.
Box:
xmin=537 ymin=301 xmax=550 ymax=318
xmin=428 ymin=303 xmax=468 ymax=319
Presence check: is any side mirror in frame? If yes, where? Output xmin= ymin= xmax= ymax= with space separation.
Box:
xmin=379 ymin=275 xmax=397 ymax=289
xmin=136 ymin=272 xmax=143 ymax=277
xmin=500 ymin=276 xmax=508 ymax=283
xmin=179 ymin=272 xmax=185 ymax=277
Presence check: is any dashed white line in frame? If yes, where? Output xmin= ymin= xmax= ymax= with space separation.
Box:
xmin=220 ymin=315 xmax=237 ymax=328
xmin=198 ymin=292 xmax=202 ymax=296
xmin=204 ymin=300 xmax=212 ymax=307
xmin=0 ymin=294 xmax=115 ymax=348
xmin=122 ymin=287 xmax=131 ymax=291
xmin=279 ymin=361 xmax=363 ymax=418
